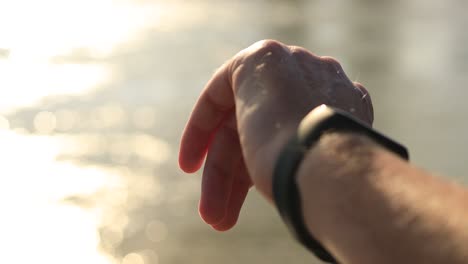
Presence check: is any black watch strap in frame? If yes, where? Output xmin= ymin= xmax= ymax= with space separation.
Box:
xmin=272 ymin=105 xmax=409 ymax=263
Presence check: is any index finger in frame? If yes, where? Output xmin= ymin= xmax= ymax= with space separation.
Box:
xmin=179 ymin=63 xmax=235 ymax=173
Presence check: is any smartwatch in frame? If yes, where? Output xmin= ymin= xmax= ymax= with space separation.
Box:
xmin=272 ymin=104 xmax=409 ymax=263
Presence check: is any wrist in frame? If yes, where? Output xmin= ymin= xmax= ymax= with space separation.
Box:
xmin=250 ymin=124 xmax=299 ymax=201
xmin=272 ymin=105 xmax=409 ymax=262
xmin=296 ymin=132 xmax=381 ymax=243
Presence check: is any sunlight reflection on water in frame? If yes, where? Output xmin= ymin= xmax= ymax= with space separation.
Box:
xmin=0 ymin=0 xmax=163 ymax=112
xmin=0 ymin=61 xmax=110 ymax=112
xmin=0 ymin=0 xmax=168 ymax=263
xmin=1 ymin=0 xmax=468 ymax=263
xmin=0 ymin=129 xmax=121 ymax=264
xmin=0 ymin=126 xmax=168 ymax=263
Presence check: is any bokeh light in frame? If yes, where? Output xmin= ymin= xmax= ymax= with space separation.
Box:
xmin=2 ymin=0 xmax=468 ymax=264
xmin=95 ymin=103 xmax=128 ymax=129
xmin=0 ymin=115 xmax=9 ymax=130
xmin=34 ymin=111 xmax=57 ymax=134
xmin=132 ymin=106 xmax=157 ymax=130
xmin=55 ymin=110 xmax=79 ymax=132
xmin=145 ymin=220 xmax=168 ymax=243
xmin=122 ymin=253 xmax=145 ymax=264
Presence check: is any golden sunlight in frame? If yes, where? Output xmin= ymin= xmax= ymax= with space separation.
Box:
xmin=0 ymin=0 xmax=167 ymax=263
xmin=0 ymin=130 xmax=123 ymax=264
xmin=0 ymin=0 xmax=163 ymax=113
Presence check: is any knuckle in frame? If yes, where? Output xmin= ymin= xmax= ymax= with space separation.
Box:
xmin=289 ymin=45 xmax=307 ymax=54
xmin=290 ymin=46 xmax=317 ymax=58
xmin=290 ymin=46 xmax=322 ymax=65
xmin=255 ymin=39 xmax=286 ymax=52
xmin=320 ymin=56 xmax=343 ymax=71
xmin=249 ymin=39 xmax=289 ymax=59
xmin=232 ymin=39 xmax=289 ymax=74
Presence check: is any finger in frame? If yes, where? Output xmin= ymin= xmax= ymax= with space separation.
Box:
xmin=199 ymin=113 xmax=241 ymax=224
xmin=354 ymin=82 xmax=374 ymax=125
xmin=211 ymin=158 xmax=252 ymax=231
xmin=179 ymin=64 xmax=234 ymax=173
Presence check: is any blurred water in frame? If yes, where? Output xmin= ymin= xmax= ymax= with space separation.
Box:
xmin=1 ymin=0 xmax=468 ymax=263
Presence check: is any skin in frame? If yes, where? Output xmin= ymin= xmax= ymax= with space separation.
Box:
xmin=178 ymin=40 xmax=468 ymax=263
xmin=297 ymin=132 xmax=468 ymax=263
xmin=179 ymin=39 xmax=372 ymax=230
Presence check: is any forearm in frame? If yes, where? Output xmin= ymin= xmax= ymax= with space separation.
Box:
xmin=297 ymin=132 xmax=468 ymax=264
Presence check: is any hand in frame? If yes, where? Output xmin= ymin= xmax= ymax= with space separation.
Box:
xmin=179 ymin=40 xmax=373 ymax=231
